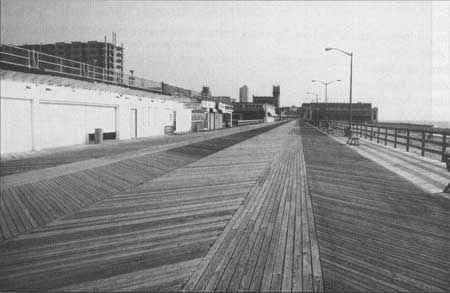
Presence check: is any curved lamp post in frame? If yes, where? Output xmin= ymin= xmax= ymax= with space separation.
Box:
xmin=325 ymin=47 xmax=353 ymax=133
xmin=311 ymin=79 xmax=341 ymax=123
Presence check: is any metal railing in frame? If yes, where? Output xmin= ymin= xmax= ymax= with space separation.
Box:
xmin=323 ymin=120 xmax=450 ymax=162
xmin=0 ymin=44 xmax=235 ymax=106
xmin=0 ymin=44 xmax=162 ymax=92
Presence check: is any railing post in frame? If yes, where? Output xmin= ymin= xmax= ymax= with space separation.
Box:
xmin=27 ymin=50 xmax=31 ymax=68
xmin=394 ymin=129 xmax=398 ymax=148
xmin=370 ymin=126 xmax=373 ymax=141
xmin=384 ymin=128 xmax=388 ymax=145
xmin=377 ymin=127 xmax=380 ymax=143
xmin=406 ymin=130 xmax=410 ymax=152
xmin=365 ymin=124 xmax=367 ymax=138
xmin=442 ymin=134 xmax=447 ymax=162
xmin=421 ymin=131 xmax=426 ymax=157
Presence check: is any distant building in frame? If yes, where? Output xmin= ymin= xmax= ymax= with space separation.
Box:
xmin=278 ymin=106 xmax=301 ymax=117
xmin=232 ymin=102 xmax=277 ymax=123
xmin=253 ymin=85 xmax=280 ymax=107
xmin=19 ymin=37 xmax=124 ymax=73
xmin=300 ymin=102 xmax=378 ymax=123
xmin=239 ymin=85 xmax=250 ymax=103
xmin=201 ymin=86 xmax=212 ymax=98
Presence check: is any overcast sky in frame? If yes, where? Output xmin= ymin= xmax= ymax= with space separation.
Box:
xmin=1 ymin=0 xmax=449 ymax=123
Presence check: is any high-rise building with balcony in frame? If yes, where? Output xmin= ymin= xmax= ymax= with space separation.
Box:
xmin=19 ymin=37 xmax=124 ymax=73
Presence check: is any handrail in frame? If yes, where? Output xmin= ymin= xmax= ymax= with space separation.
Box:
xmin=0 ymin=43 xmax=232 ymax=104
xmin=0 ymin=43 xmax=163 ymax=92
xmin=317 ymin=120 xmax=449 ymax=162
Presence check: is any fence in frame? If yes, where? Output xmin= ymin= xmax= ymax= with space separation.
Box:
xmin=0 ymin=44 xmax=236 ymax=106
xmin=0 ymin=44 xmax=163 ymax=92
xmin=326 ymin=120 xmax=450 ymax=162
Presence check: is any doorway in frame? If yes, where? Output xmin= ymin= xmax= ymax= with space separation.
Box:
xmin=130 ymin=109 xmax=137 ymax=138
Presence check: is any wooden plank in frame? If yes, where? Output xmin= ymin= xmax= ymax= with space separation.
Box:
xmin=269 ymin=153 xmax=294 ymax=292
xmin=300 ymin=121 xmax=450 ymax=292
xmin=250 ymin=153 xmax=290 ymax=292
xmin=281 ymin=152 xmax=297 ymax=292
xmin=2 ymin=190 xmax=26 ymax=234
xmin=215 ymin=151 xmax=290 ymax=292
xmin=235 ymin=154 xmax=290 ymax=292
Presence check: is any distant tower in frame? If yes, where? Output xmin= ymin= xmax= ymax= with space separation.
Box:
xmin=239 ymin=85 xmax=249 ymax=103
xmin=201 ymin=86 xmax=211 ymax=98
xmin=272 ymin=85 xmax=280 ymax=107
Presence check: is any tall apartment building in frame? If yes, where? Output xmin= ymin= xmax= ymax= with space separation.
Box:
xmin=239 ymin=85 xmax=250 ymax=102
xmin=19 ymin=37 xmax=124 ymax=73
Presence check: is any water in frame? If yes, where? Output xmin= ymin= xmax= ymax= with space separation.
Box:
xmin=380 ymin=120 xmax=450 ymax=129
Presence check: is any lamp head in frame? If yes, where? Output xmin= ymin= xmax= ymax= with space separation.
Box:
xmin=325 ymin=48 xmax=333 ymax=51
xmin=337 ymin=79 xmax=341 ymax=82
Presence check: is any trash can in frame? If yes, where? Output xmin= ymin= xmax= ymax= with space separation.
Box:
xmin=164 ymin=125 xmax=174 ymax=134
xmin=94 ymin=128 xmax=103 ymax=144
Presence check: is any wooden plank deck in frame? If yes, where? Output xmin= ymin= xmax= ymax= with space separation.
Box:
xmin=0 ymin=122 xmax=278 ymax=177
xmin=183 ymin=122 xmax=322 ymax=293
xmin=2 ymin=119 xmax=445 ymax=292
xmin=0 ymin=121 xmax=314 ymax=292
xmin=0 ymin=122 xmax=284 ymax=242
xmin=300 ymin=122 xmax=450 ymax=292
xmin=324 ymin=126 xmax=449 ymax=195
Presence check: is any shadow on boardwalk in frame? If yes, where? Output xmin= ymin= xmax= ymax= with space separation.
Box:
xmin=300 ymin=122 xmax=450 ymax=292
xmin=1 ymin=120 xmax=448 ymax=292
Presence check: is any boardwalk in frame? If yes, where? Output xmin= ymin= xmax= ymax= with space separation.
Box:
xmin=184 ymin=125 xmax=322 ymax=292
xmin=0 ymin=123 xmax=283 ymax=241
xmin=0 ymin=120 xmax=449 ymax=292
xmin=0 ymin=122 xmax=281 ymax=177
xmin=1 ymin=121 xmax=322 ymax=292
xmin=300 ymin=122 xmax=450 ymax=292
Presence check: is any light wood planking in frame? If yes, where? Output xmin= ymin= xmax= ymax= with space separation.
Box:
xmin=183 ymin=121 xmax=323 ymax=293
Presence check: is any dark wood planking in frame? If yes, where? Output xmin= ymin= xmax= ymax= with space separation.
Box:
xmin=300 ymin=122 xmax=450 ymax=292
xmin=0 ymin=121 xmax=292 ymax=292
xmin=0 ymin=122 xmax=286 ymax=241
xmin=0 ymin=122 xmax=284 ymax=177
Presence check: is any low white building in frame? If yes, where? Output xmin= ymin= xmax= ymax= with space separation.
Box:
xmin=0 ymin=70 xmax=192 ymax=154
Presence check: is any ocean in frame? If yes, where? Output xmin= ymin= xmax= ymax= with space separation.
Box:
xmin=380 ymin=120 xmax=450 ymax=129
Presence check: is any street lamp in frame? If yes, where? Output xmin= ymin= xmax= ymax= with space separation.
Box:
xmin=325 ymin=47 xmax=353 ymax=135
xmin=311 ymin=79 xmax=341 ymax=124
xmin=306 ymin=92 xmax=319 ymax=126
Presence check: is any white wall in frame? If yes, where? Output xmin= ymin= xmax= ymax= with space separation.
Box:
xmin=1 ymin=97 xmax=32 ymax=153
xmin=0 ymin=78 xmax=192 ymax=154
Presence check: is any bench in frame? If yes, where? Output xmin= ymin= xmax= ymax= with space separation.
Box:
xmin=347 ymin=136 xmax=359 ymax=146
xmin=444 ymin=150 xmax=450 ymax=193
